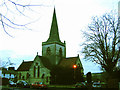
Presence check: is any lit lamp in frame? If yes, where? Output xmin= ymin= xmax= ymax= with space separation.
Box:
xmin=73 ymin=65 xmax=77 ymax=69
xmin=73 ymin=64 xmax=77 ymax=82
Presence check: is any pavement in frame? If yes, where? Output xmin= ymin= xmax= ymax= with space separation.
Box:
xmin=48 ymin=85 xmax=75 ymax=88
xmin=1 ymin=85 xmax=120 ymax=90
xmin=0 ymin=85 xmax=75 ymax=90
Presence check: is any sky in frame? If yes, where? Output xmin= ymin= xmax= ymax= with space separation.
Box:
xmin=0 ymin=0 xmax=119 ymax=75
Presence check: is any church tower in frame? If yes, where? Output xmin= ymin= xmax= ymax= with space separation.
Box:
xmin=42 ymin=8 xmax=66 ymax=65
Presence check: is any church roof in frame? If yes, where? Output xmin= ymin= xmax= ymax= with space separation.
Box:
xmin=47 ymin=8 xmax=61 ymax=43
xmin=17 ymin=56 xmax=52 ymax=71
xmin=17 ymin=61 xmax=33 ymax=71
xmin=58 ymin=57 xmax=79 ymax=68
xmin=38 ymin=56 xmax=52 ymax=69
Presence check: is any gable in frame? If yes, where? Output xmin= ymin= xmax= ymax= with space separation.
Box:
xmin=32 ymin=55 xmax=52 ymax=70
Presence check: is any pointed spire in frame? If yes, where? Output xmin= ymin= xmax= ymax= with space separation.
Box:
xmin=47 ymin=8 xmax=61 ymax=42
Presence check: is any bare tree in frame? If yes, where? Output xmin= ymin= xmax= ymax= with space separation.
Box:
xmin=82 ymin=12 xmax=120 ymax=74
xmin=0 ymin=57 xmax=15 ymax=68
xmin=0 ymin=0 xmax=48 ymax=37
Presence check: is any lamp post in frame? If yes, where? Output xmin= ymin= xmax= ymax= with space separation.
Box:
xmin=73 ymin=64 xmax=77 ymax=83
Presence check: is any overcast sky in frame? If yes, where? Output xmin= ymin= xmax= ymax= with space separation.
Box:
xmin=0 ymin=0 xmax=119 ymax=74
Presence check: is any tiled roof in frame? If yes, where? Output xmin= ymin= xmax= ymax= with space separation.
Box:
xmin=17 ymin=61 xmax=33 ymax=71
xmin=17 ymin=56 xmax=80 ymax=71
xmin=58 ymin=57 xmax=79 ymax=68
xmin=38 ymin=56 xmax=52 ymax=69
xmin=17 ymin=55 xmax=52 ymax=71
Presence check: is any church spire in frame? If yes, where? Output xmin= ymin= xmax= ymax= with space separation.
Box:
xmin=47 ymin=8 xmax=61 ymax=42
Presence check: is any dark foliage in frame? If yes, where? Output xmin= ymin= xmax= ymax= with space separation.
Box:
xmin=50 ymin=65 xmax=84 ymax=85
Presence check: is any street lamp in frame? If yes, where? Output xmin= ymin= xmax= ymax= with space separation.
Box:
xmin=73 ymin=65 xmax=77 ymax=69
xmin=73 ymin=64 xmax=77 ymax=83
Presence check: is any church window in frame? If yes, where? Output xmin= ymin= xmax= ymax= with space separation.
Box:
xmin=46 ymin=77 xmax=49 ymax=82
xmin=42 ymin=74 xmax=45 ymax=79
xmin=46 ymin=47 xmax=51 ymax=55
xmin=26 ymin=73 xmax=29 ymax=79
xmin=38 ymin=66 xmax=40 ymax=78
xmin=22 ymin=76 xmax=24 ymax=80
xmin=19 ymin=73 xmax=21 ymax=79
xmin=36 ymin=62 xmax=38 ymax=66
xmin=34 ymin=66 xmax=36 ymax=78
xmin=59 ymin=48 xmax=62 ymax=56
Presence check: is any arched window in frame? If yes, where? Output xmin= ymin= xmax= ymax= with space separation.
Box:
xmin=38 ymin=66 xmax=40 ymax=78
xmin=34 ymin=66 xmax=36 ymax=78
xmin=22 ymin=76 xmax=24 ymax=80
xmin=26 ymin=73 xmax=29 ymax=79
xmin=46 ymin=47 xmax=51 ymax=55
xmin=59 ymin=48 xmax=62 ymax=56
xmin=42 ymin=74 xmax=45 ymax=79
xmin=46 ymin=77 xmax=49 ymax=82
xmin=36 ymin=62 xmax=38 ymax=66
xmin=19 ymin=73 xmax=21 ymax=79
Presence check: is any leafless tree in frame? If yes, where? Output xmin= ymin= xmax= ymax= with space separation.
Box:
xmin=82 ymin=12 xmax=120 ymax=74
xmin=0 ymin=0 xmax=49 ymax=37
xmin=0 ymin=57 xmax=15 ymax=68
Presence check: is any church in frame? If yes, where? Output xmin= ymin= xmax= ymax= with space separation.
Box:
xmin=17 ymin=8 xmax=84 ymax=84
